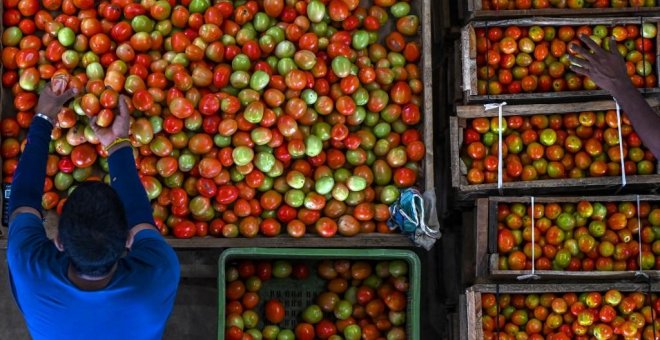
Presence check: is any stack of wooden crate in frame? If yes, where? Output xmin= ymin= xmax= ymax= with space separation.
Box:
xmin=452 ymin=3 xmax=660 ymax=339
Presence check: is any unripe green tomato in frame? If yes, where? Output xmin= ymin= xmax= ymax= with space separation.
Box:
xmin=390 ymin=2 xmax=411 ymax=18
xmin=347 ymin=175 xmax=367 ymax=192
xmin=285 ymin=189 xmax=305 ymax=207
xmin=57 ymin=27 xmax=76 ymax=47
xmin=352 ymin=30 xmax=370 ymax=50
xmin=307 ymin=0 xmax=326 ymax=23
xmin=315 ymin=176 xmax=335 ymax=195
xmin=332 ymin=56 xmax=352 ymax=78
xmin=275 ymin=40 xmax=296 ymax=59
xmin=305 ymin=135 xmax=322 ymax=157
xmin=332 ymin=183 xmax=350 ymax=201
xmin=253 ymin=12 xmax=270 ymax=32
xmin=254 ymin=152 xmax=276 ymax=173
xmin=230 ymin=70 xmax=250 ymax=89
xmin=380 ymin=185 xmax=400 ymax=204
xmin=302 ymin=89 xmax=318 ymax=105
xmin=55 ymin=172 xmax=74 ymax=191
xmin=249 ymin=70 xmax=270 ymax=91
xmin=277 ymin=58 xmax=297 ymax=76
xmin=232 ymin=146 xmax=254 ymax=166
xmin=131 ymin=15 xmax=155 ymax=33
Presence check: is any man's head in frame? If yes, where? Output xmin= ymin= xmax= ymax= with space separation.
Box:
xmin=57 ymin=181 xmax=128 ymax=277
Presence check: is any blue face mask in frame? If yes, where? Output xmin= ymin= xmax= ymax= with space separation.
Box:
xmin=387 ymin=188 xmax=441 ymax=249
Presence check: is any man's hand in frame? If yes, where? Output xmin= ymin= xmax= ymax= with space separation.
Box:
xmin=35 ymin=85 xmax=78 ymax=120
xmin=90 ymin=95 xmax=131 ymax=148
xmin=568 ymin=35 xmax=632 ymax=94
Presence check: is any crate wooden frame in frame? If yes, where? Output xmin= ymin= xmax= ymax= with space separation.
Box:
xmin=0 ymin=0 xmax=435 ymax=249
xmin=450 ymin=98 xmax=660 ymax=200
xmin=472 ymin=195 xmax=660 ymax=281
xmin=465 ymin=282 xmax=660 ymax=340
xmin=460 ymin=17 xmax=660 ymax=104
xmin=465 ymin=0 xmax=660 ymax=21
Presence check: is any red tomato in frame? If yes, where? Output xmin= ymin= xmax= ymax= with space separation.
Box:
xmin=264 ymin=299 xmax=285 ymax=324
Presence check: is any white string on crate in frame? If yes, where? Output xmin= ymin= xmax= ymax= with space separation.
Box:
xmin=518 ymin=196 xmax=540 ymax=281
xmin=614 ymin=99 xmax=627 ymax=188
xmin=484 ymin=102 xmax=507 ymax=194
xmin=634 ymin=195 xmax=649 ymax=279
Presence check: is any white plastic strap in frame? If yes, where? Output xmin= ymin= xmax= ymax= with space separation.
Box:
xmin=484 ymin=102 xmax=507 ymax=193
xmin=634 ymin=195 xmax=649 ymax=279
xmin=518 ymin=196 xmax=540 ymax=281
xmin=615 ymin=99 xmax=627 ymax=188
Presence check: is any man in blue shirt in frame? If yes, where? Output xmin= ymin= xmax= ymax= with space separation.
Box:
xmin=7 ymin=82 xmax=180 ymax=339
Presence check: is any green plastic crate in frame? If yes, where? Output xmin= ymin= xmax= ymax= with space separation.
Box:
xmin=218 ymin=248 xmax=421 ymax=340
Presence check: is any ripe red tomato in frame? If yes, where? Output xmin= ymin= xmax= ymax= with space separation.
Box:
xmin=264 ymin=299 xmax=285 ymax=324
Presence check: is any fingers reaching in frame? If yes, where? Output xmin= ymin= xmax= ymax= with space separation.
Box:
xmin=89 ymin=116 xmax=99 ymax=130
xmin=569 ymin=44 xmax=596 ymax=63
xmin=118 ymin=95 xmax=130 ymax=118
xmin=578 ymin=34 xmax=604 ymax=54
xmin=569 ymin=64 xmax=590 ymax=78
xmin=56 ymin=87 xmax=79 ymax=106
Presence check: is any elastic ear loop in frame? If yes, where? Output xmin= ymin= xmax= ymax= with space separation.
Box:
xmin=484 ymin=102 xmax=507 ymax=195
xmin=518 ymin=196 xmax=540 ymax=281
xmin=634 ymin=195 xmax=649 ymax=279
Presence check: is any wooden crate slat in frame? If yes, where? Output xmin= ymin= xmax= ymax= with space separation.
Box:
xmin=465 ymin=283 xmax=660 ymax=340
xmin=461 ymin=17 xmax=660 ymax=103
xmin=473 ymin=196 xmax=660 ymax=281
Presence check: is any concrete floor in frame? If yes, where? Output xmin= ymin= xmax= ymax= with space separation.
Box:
xmin=0 ymin=247 xmax=449 ymax=339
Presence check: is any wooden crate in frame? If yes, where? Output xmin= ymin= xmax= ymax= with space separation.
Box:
xmin=460 ymin=17 xmax=660 ymax=104
xmin=450 ymin=99 xmax=660 ymax=200
xmin=0 ymin=0 xmax=434 ymax=249
xmin=472 ymin=195 xmax=660 ymax=282
xmin=465 ymin=282 xmax=660 ymax=340
xmin=465 ymin=0 xmax=660 ymax=21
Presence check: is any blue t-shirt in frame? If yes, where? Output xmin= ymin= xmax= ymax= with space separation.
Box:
xmin=7 ymin=213 xmax=180 ymax=340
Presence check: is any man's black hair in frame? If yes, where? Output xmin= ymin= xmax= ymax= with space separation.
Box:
xmin=58 ymin=181 xmax=128 ymax=277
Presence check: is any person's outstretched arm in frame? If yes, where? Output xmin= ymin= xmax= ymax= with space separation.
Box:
xmin=90 ymin=96 xmax=157 ymax=239
xmin=569 ymin=35 xmax=660 ymax=158
xmin=8 ymin=84 xmax=78 ymax=223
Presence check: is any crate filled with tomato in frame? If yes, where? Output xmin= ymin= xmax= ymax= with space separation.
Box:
xmin=460 ymin=17 xmax=660 ymax=103
xmin=471 ymin=195 xmax=660 ymax=281
xmin=467 ymin=0 xmax=660 ymax=20
xmin=449 ymin=100 xmax=660 ymax=199
xmin=465 ymin=283 xmax=660 ymax=340
xmin=219 ymin=248 xmax=420 ymax=340
xmin=0 ymin=0 xmax=434 ymax=243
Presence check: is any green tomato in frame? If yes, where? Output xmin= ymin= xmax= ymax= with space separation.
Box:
xmin=188 ymin=0 xmax=210 ymax=13
xmin=249 ymin=70 xmax=270 ymax=91
xmin=276 ymin=329 xmax=294 ymax=340
xmin=253 ymin=12 xmax=271 ymax=32
xmin=302 ymin=304 xmax=323 ymax=324
xmin=277 ymin=58 xmax=297 ymax=76
xmin=307 ymin=0 xmax=326 ymax=23
xmin=272 ymin=260 xmax=292 ymax=278
xmin=86 ymin=62 xmax=105 ymax=81
xmin=390 ymin=2 xmax=411 ymax=18
xmin=332 ymin=56 xmax=352 ymax=78
xmin=232 ymin=146 xmax=254 ymax=166
xmin=302 ymin=89 xmax=318 ymax=105
xmin=352 ymin=30 xmax=370 ymax=50
xmin=305 ymin=135 xmax=322 ymax=157
xmin=332 ymin=183 xmax=349 ymax=201
xmin=229 ymin=70 xmax=250 ymax=89
xmin=57 ymin=27 xmax=76 ymax=47
xmin=131 ymin=15 xmax=155 ymax=33
xmin=275 ymin=40 xmax=296 ymax=59
xmin=178 ymin=153 xmax=197 ymax=172
xmin=315 ymin=176 xmax=335 ymax=195
xmin=254 ymin=152 xmax=276 ymax=173
xmin=346 ymin=175 xmax=367 ymax=192
xmin=55 ymin=172 xmax=74 ymax=191
xmin=380 ymin=185 xmax=400 ymax=204
xmin=262 ymin=325 xmax=280 ymax=340
xmin=232 ymin=54 xmax=252 ymax=71
xmin=284 ymin=189 xmax=305 ymax=207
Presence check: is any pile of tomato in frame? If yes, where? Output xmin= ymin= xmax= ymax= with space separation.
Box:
xmin=0 ymin=0 xmax=426 ymax=238
xmin=224 ymin=259 xmax=410 ymax=340
xmin=481 ymin=289 xmax=660 ymax=339
xmin=474 ymin=23 xmax=657 ymax=95
xmin=461 ymin=111 xmax=656 ymax=184
xmin=496 ymin=200 xmax=660 ymax=272
xmin=481 ymin=0 xmax=657 ymax=10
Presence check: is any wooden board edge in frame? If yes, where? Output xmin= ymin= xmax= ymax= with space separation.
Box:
xmin=450 ymin=117 xmax=460 ymax=188
xmin=469 ymin=7 xmax=660 ymax=19
xmin=421 ymin=0 xmax=434 ymax=194
xmin=456 ymin=97 xmax=660 ymax=118
xmin=164 ymin=234 xmax=415 ymax=249
xmin=468 ymin=282 xmax=660 ymax=293
xmin=487 ymin=194 xmax=660 ymax=204
xmin=474 ymin=198 xmax=490 ymax=280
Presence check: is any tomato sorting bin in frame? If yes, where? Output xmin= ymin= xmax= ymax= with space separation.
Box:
xmin=218 ymin=248 xmax=421 ymax=340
